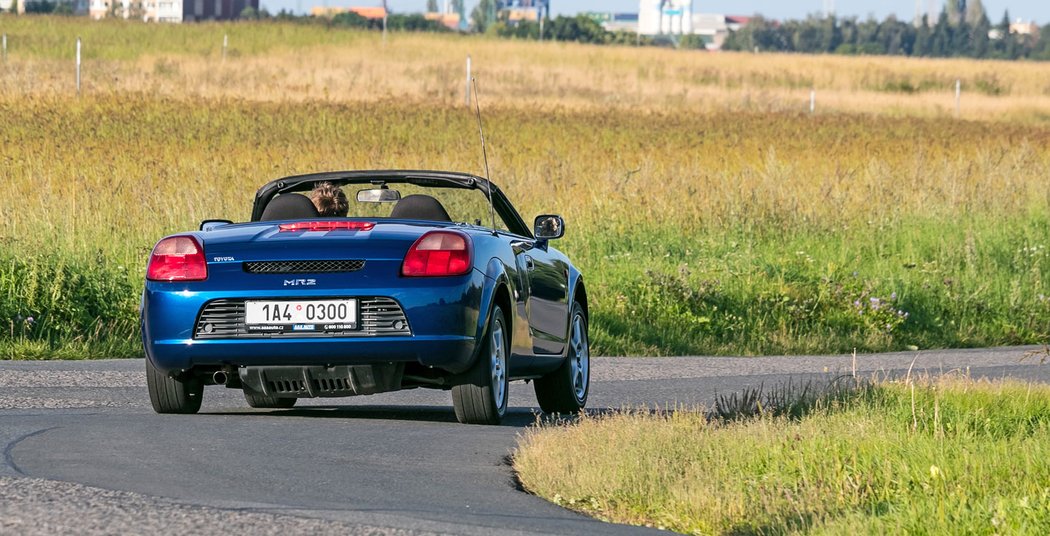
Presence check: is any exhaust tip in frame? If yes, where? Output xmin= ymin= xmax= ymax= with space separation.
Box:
xmin=212 ymin=371 xmax=228 ymax=385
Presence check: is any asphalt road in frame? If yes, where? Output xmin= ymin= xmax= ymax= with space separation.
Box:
xmin=2 ymin=346 xmax=1048 ymax=535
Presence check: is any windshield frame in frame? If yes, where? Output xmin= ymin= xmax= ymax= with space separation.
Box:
xmin=251 ymin=170 xmax=532 ymax=238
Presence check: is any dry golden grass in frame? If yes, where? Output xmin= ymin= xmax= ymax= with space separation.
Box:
xmin=2 ymin=25 xmax=1050 ymax=121
xmin=515 ymin=378 xmax=1050 ymax=533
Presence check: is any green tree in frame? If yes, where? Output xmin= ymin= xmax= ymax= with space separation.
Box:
xmin=929 ymin=11 xmax=952 ymax=56
xmin=964 ymin=0 xmax=985 ymax=26
xmin=471 ymin=0 xmax=495 ymax=32
xmin=913 ymin=15 xmax=931 ymax=55
xmin=819 ymin=15 xmax=841 ymax=52
xmin=945 ymin=0 xmax=965 ymax=26
xmin=548 ymin=15 xmax=607 ymax=44
xmin=426 ymin=0 xmax=438 ymax=12
xmin=1032 ymin=24 xmax=1050 ymax=60
xmin=969 ymin=12 xmax=991 ymax=57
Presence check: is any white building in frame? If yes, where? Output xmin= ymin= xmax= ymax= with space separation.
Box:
xmin=638 ymin=0 xmax=694 ymax=36
xmin=0 ymin=0 xmax=13 ymax=12
xmin=692 ymin=13 xmax=751 ymax=50
xmin=90 ymin=0 xmax=183 ymax=21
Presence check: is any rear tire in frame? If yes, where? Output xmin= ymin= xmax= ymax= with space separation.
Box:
xmin=534 ymin=303 xmax=589 ymax=415
xmin=243 ymin=389 xmax=297 ymax=409
xmin=146 ymin=358 xmax=203 ymax=414
xmin=453 ymin=306 xmax=510 ymax=425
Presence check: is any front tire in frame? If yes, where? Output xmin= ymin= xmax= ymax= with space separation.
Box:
xmin=146 ymin=358 xmax=203 ymax=414
xmin=243 ymin=389 xmax=297 ymax=409
xmin=453 ymin=306 xmax=510 ymax=425
xmin=534 ymin=303 xmax=589 ymax=415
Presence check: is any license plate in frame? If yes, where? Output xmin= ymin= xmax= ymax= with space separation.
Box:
xmin=245 ymin=299 xmax=357 ymax=331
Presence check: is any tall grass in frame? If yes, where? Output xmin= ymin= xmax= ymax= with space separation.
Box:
xmin=515 ymin=377 xmax=1050 ymax=533
xmin=3 ymin=16 xmax=1050 ymax=120
xmin=0 ymin=17 xmax=1048 ymax=357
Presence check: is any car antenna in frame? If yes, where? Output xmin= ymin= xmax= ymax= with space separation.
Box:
xmin=471 ymin=77 xmax=498 ymax=235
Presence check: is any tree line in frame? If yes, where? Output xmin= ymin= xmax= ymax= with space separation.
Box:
xmin=724 ymin=1 xmax=1050 ymax=60
xmin=10 ymin=0 xmax=1047 ymax=61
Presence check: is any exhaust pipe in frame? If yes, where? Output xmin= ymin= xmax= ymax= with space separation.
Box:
xmin=212 ymin=371 xmax=228 ymax=385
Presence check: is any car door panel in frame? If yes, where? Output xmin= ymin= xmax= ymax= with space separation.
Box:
xmin=524 ymin=247 xmax=569 ymax=355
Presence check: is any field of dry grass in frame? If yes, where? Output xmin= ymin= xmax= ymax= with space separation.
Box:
xmin=0 ymin=16 xmax=1048 ymax=358
xmin=3 ymin=16 xmax=1050 ymax=120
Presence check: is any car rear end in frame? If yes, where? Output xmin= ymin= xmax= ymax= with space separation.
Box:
xmin=141 ymin=220 xmax=486 ymax=385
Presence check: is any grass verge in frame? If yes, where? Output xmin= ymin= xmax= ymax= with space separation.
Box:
xmin=514 ymin=377 xmax=1050 ymax=534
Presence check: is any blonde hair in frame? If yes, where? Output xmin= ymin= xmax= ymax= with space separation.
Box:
xmin=310 ymin=181 xmax=349 ymax=217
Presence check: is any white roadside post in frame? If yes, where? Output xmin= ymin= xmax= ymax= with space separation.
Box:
xmin=76 ymin=37 xmax=81 ymax=96
xmin=223 ymin=34 xmax=228 ymax=61
xmin=382 ymin=3 xmax=388 ymax=47
xmin=465 ymin=55 xmax=472 ymax=107
xmin=955 ymin=79 xmax=961 ymax=118
xmin=2 ymin=33 xmax=7 ymax=64
xmin=810 ymin=89 xmax=816 ymax=114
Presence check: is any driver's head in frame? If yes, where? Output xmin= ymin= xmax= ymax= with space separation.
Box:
xmin=310 ymin=182 xmax=349 ymax=217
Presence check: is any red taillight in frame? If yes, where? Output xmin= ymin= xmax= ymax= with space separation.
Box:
xmin=146 ymin=235 xmax=208 ymax=282
xmin=278 ymin=221 xmax=376 ymax=232
xmin=402 ymin=231 xmax=472 ymax=277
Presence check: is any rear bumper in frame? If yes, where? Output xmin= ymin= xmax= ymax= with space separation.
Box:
xmin=141 ymin=270 xmax=486 ymax=375
xmin=145 ymin=334 xmax=476 ymax=373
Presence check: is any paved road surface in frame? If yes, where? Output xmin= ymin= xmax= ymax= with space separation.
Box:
xmin=2 ymin=346 xmax=1048 ymax=535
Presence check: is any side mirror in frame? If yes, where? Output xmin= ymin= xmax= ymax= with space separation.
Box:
xmin=357 ymin=188 xmax=401 ymax=203
xmin=200 ymin=219 xmax=233 ymax=232
xmin=534 ymin=215 xmax=565 ymax=240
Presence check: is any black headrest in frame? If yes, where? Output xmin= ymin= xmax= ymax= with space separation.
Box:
xmin=389 ymin=195 xmax=452 ymax=222
xmin=260 ymin=193 xmax=320 ymax=221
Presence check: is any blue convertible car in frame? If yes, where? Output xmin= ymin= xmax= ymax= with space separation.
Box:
xmin=141 ymin=170 xmax=590 ymax=424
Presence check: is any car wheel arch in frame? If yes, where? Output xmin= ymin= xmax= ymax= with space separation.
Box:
xmin=471 ymin=259 xmax=514 ymax=365
xmin=571 ymin=278 xmax=589 ymax=323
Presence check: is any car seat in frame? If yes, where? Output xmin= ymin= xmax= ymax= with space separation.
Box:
xmin=260 ymin=193 xmax=320 ymax=221
xmin=389 ymin=195 xmax=453 ymax=222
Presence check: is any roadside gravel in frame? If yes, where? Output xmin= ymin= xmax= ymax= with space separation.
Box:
xmin=0 ymin=477 xmax=442 ymax=536
xmin=592 ymin=346 xmax=1046 ymax=382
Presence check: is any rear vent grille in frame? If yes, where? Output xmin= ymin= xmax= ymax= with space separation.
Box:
xmin=194 ymin=297 xmax=411 ymax=339
xmin=313 ymin=377 xmax=352 ymax=393
xmin=268 ymin=379 xmax=307 ymax=394
xmin=243 ymin=260 xmax=365 ymax=274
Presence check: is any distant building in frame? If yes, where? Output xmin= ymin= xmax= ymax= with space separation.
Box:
xmin=1010 ymin=19 xmax=1039 ymax=36
xmin=692 ymin=13 xmax=750 ymax=49
xmin=88 ymin=0 xmax=256 ymax=21
xmin=424 ymin=12 xmax=463 ymax=30
xmin=585 ymin=12 xmax=639 ymax=33
xmin=638 ymin=0 xmax=693 ymax=36
xmin=425 ymin=0 xmax=466 ymax=31
xmin=496 ymin=0 xmax=549 ymax=24
xmin=634 ymin=0 xmax=751 ymax=49
xmin=310 ymin=5 xmax=386 ymax=19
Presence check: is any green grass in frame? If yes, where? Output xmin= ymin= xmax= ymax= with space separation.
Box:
xmin=0 ymin=94 xmax=1048 ymax=358
xmin=514 ymin=377 xmax=1050 ymax=534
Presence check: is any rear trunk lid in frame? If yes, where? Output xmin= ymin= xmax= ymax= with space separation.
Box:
xmin=199 ymin=220 xmax=447 ymax=263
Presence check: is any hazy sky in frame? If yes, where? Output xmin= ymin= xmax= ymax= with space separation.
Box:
xmin=261 ymin=1 xmax=1047 ymax=22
